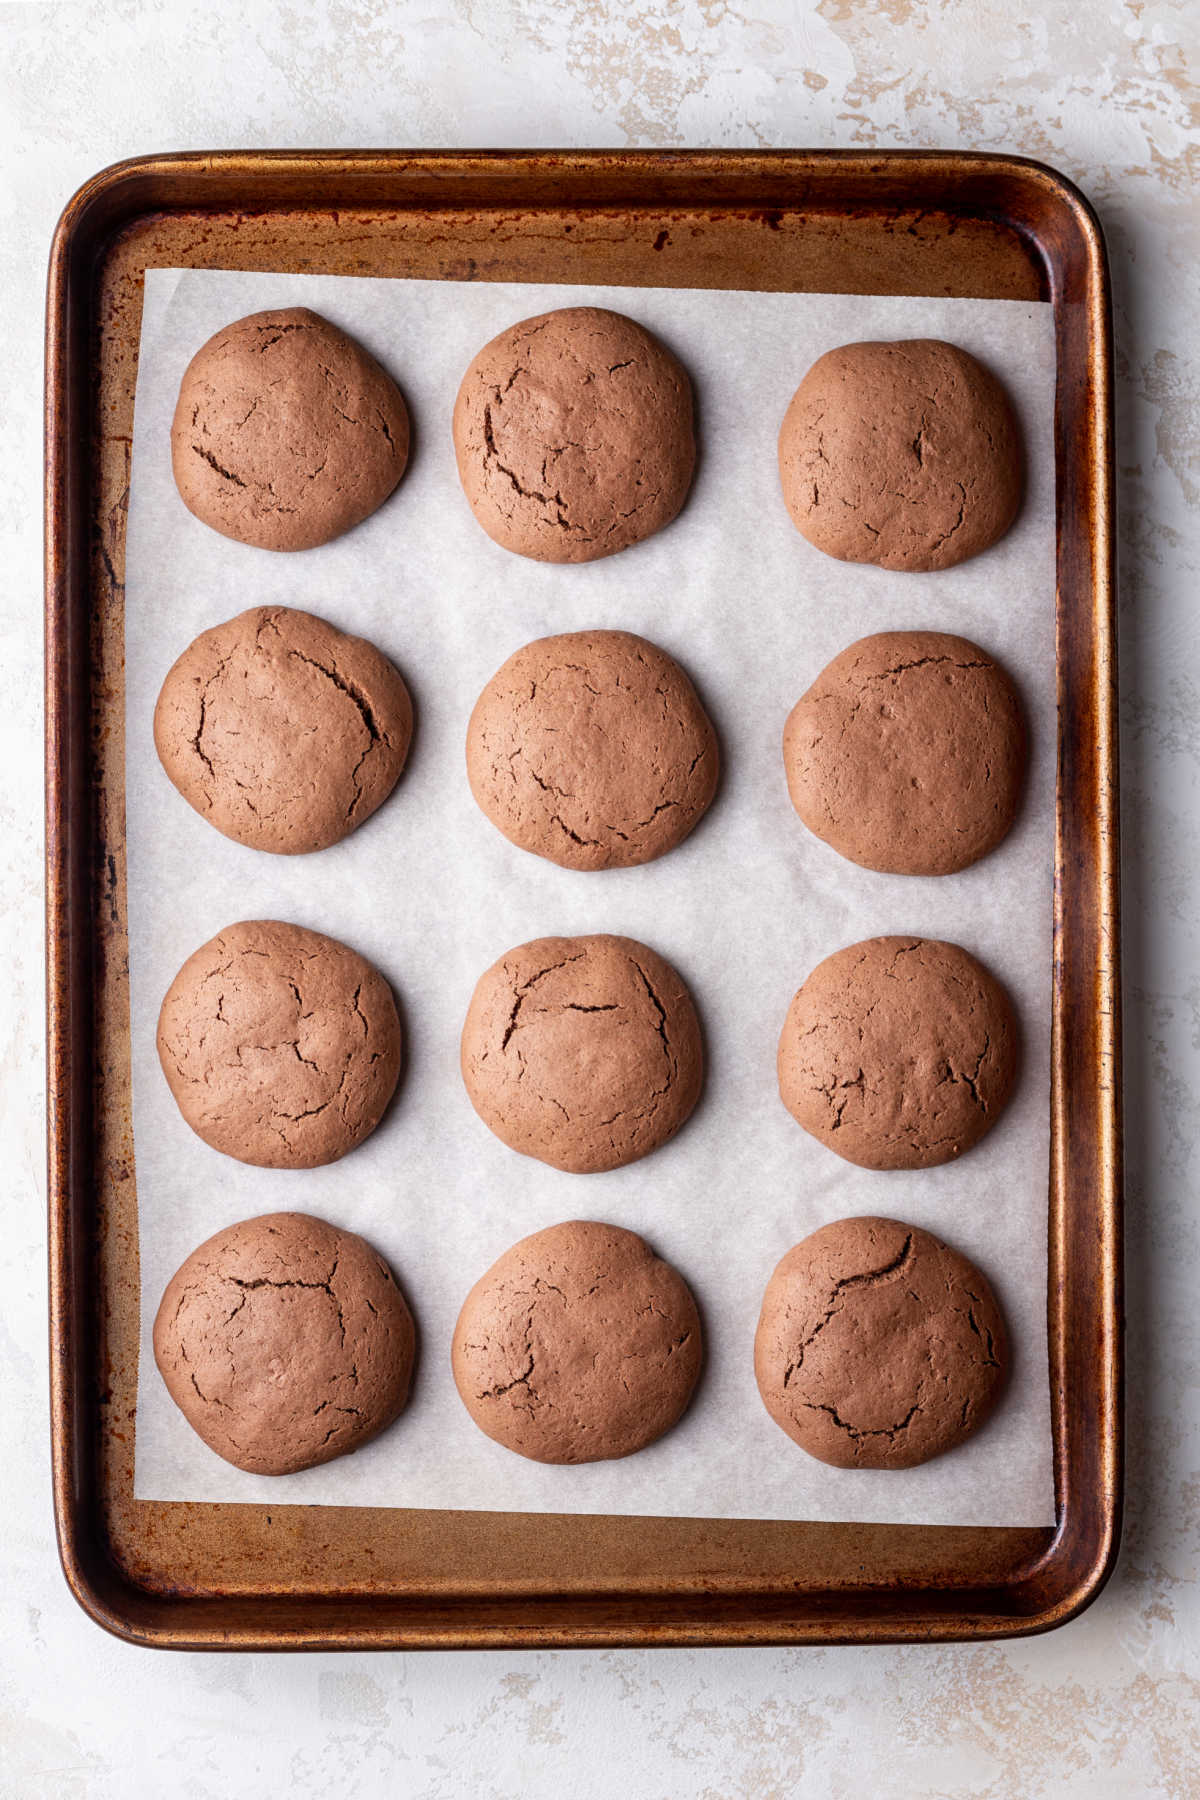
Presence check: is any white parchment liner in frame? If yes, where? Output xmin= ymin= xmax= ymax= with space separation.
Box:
xmin=127 ymin=269 xmax=1056 ymax=1525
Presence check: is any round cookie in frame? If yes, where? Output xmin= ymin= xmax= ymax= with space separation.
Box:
xmin=171 ymin=307 xmax=409 ymax=551
xmin=158 ymin=919 xmax=402 ymax=1169
xmin=154 ymin=605 xmax=413 ymax=854
xmin=778 ymin=339 xmax=1022 ymax=572
xmin=460 ymin=934 xmax=703 ymax=1174
xmin=452 ymin=306 xmax=695 ymax=563
xmin=754 ymin=1216 xmax=1009 ymax=1469
xmin=782 ymin=630 xmax=1026 ymax=875
xmin=452 ymin=1221 xmax=702 ymax=1463
xmin=466 ymin=629 xmax=719 ymax=870
xmin=777 ymin=936 xmax=1017 ymax=1170
xmin=153 ymin=1211 xmax=415 ymax=1475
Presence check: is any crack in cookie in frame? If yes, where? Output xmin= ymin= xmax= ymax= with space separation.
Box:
xmin=777 ymin=935 xmax=1018 ymax=1170
xmin=157 ymin=919 xmax=402 ymax=1169
xmin=453 ymin=307 xmax=695 ymax=564
xmin=461 ymin=933 xmax=703 ymax=1174
xmin=756 ymin=1217 xmax=1009 ymax=1469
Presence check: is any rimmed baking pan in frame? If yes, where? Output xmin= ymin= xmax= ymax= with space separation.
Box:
xmin=45 ymin=149 xmax=1120 ymax=1649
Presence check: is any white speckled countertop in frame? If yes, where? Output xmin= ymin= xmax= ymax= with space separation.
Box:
xmin=4 ymin=3 xmax=1197 ymax=1794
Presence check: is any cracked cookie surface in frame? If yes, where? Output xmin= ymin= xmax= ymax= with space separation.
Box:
xmin=158 ymin=919 xmax=402 ymax=1169
xmin=171 ymin=307 xmax=409 ymax=551
xmin=782 ymin=629 xmax=1026 ymax=875
xmin=754 ymin=1216 xmax=1009 ymax=1469
xmin=452 ymin=306 xmax=695 ymax=563
xmin=153 ymin=1211 xmax=415 ymax=1475
xmin=778 ymin=338 xmax=1022 ymax=572
xmin=777 ymin=935 xmax=1018 ymax=1170
xmin=154 ymin=605 xmax=413 ymax=854
xmin=460 ymin=934 xmax=703 ymax=1174
xmin=452 ymin=1221 xmax=702 ymax=1463
xmin=466 ymin=629 xmax=718 ymax=870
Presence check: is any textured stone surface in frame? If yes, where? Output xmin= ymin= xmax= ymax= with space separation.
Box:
xmin=7 ymin=3 xmax=1198 ymax=1794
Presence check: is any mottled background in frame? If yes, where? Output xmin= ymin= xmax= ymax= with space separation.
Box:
xmin=3 ymin=2 xmax=1196 ymax=1794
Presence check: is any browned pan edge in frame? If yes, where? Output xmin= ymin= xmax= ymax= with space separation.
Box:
xmin=45 ymin=150 xmax=1120 ymax=1649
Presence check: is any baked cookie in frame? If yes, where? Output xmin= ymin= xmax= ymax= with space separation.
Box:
xmin=452 ymin=306 xmax=695 ymax=562
xmin=777 ymin=936 xmax=1017 ymax=1170
xmin=171 ymin=307 xmax=409 ymax=551
xmin=158 ymin=919 xmax=402 ymax=1169
xmin=754 ymin=1216 xmax=1009 ymax=1469
xmin=460 ymin=934 xmax=703 ymax=1173
xmin=778 ymin=339 xmax=1022 ymax=571
xmin=782 ymin=630 xmax=1026 ymax=875
xmin=466 ymin=629 xmax=719 ymax=870
xmin=154 ymin=1211 xmax=415 ymax=1475
xmin=154 ymin=605 xmax=413 ymax=854
xmin=452 ymin=1221 xmax=702 ymax=1463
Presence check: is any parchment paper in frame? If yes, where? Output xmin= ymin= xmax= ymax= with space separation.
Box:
xmin=127 ymin=268 xmax=1057 ymax=1525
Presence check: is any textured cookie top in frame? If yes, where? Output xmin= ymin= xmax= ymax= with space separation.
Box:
xmin=154 ymin=606 xmax=413 ymax=854
xmin=754 ymin=1216 xmax=1009 ymax=1469
xmin=452 ymin=306 xmax=695 ymax=563
xmin=171 ymin=307 xmax=409 ymax=551
xmin=466 ymin=629 xmax=719 ymax=870
xmin=777 ymin=936 xmax=1018 ymax=1170
xmin=460 ymin=934 xmax=703 ymax=1174
xmin=778 ymin=339 xmax=1022 ymax=572
xmin=452 ymin=1220 xmax=702 ymax=1464
xmin=157 ymin=919 xmax=402 ymax=1169
xmin=153 ymin=1211 xmax=415 ymax=1476
xmin=782 ymin=630 xmax=1026 ymax=875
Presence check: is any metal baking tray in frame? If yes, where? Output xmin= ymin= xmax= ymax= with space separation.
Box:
xmin=46 ymin=149 xmax=1121 ymax=1649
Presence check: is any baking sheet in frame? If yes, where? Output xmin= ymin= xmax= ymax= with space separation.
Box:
xmin=127 ymin=268 xmax=1057 ymax=1525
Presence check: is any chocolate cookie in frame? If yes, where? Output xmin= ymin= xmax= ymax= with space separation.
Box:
xmin=754 ymin=1216 xmax=1009 ymax=1469
xmin=154 ymin=606 xmax=413 ymax=854
xmin=782 ymin=630 xmax=1026 ymax=875
xmin=452 ymin=306 xmax=695 ymax=563
xmin=466 ymin=629 xmax=719 ymax=870
xmin=154 ymin=1211 xmax=415 ymax=1475
xmin=452 ymin=1221 xmax=702 ymax=1463
xmin=778 ymin=339 xmax=1022 ymax=571
xmin=460 ymin=934 xmax=703 ymax=1173
xmin=171 ymin=307 xmax=409 ymax=551
xmin=158 ymin=920 xmax=402 ymax=1169
xmin=777 ymin=936 xmax=1017 ymax=1170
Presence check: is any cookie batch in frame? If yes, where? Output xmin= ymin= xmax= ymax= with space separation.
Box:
xmin=151 ymin=302 xmax=1028 ymax=1478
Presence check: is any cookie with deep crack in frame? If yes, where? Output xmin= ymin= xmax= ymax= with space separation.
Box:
xmin=452 ymin=1220 xmax=702 ymax=1463
xmin=778 ymin=339 xmax=1022 ymax=571
xmin=460 ymin=934 xmax=703 ymax=1173
xmin=154 ymin=605 xmax=413 ymax=854
xmin=158 ymin=920 xmax=402 ymax=1169
xmin=452 ymin=306 xmax=695 ymax=563
xmin=782 ymin=630 xmax=1026 ymax=875
xmin=466 ymin=629 xmax=719 ymax=870
xmin=171 ymin=307 xmax=409 ymax=551
xmin=777 ymin=936 xmax=1017 ymax=1170
xmin=754 ymin=1216 xmax=1009 ymax=1469
xmin=154 ymin=1211 xmax=415 ymax=1475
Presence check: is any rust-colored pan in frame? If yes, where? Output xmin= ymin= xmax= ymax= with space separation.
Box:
xmin=45 ymin=150 xmax=1120 ymax=1649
